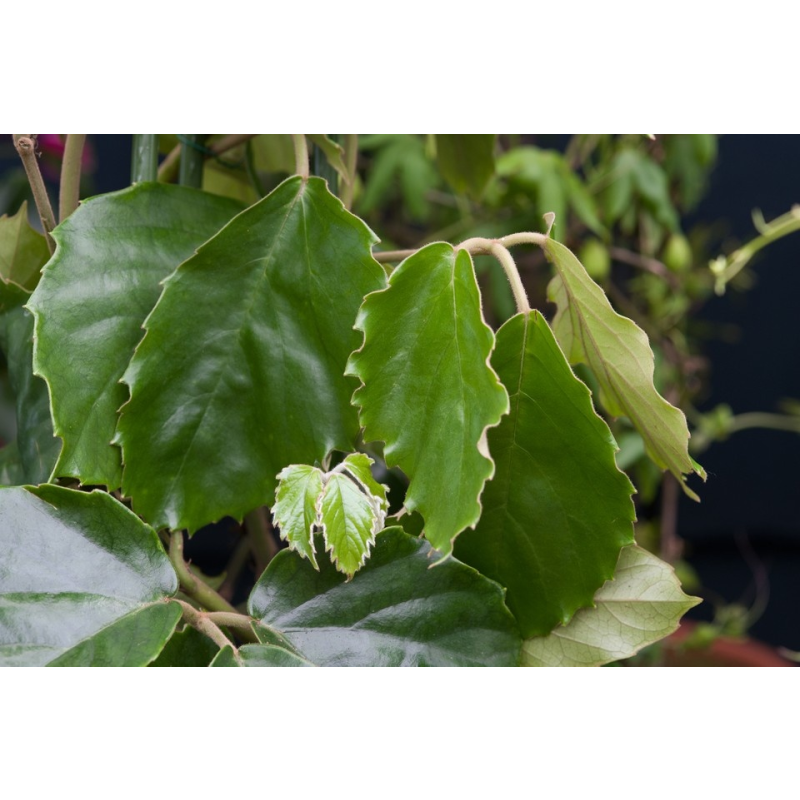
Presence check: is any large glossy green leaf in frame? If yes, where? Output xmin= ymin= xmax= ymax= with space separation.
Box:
xmin=117 ymin=177 xmax=386 ymax=532
xmin=27 ymin=183 xmax=244 ymax=489
xmin=0 ymin=485 xmax=179 ymax=666
xmin=210 ymin=644 xmax=314 ymax=667
xmin=522 ymin=545 xmax=700 ymax=667
xmin=248 ymin=526 xmax=521 ymax=666
xmin=436 ymin=135 xmax=496 ymax=199
xmin=347 ymin=244 xmax=509 ymax=557
xmin=0 ymin=202 xmax=50 ymax=291
xmin=545 ymin=237 xmax=704 ymax=494
xmin=0 ymin=304 xmax=60 ymax=484
xmin=455 ymin=312 xmax=635 ymax=637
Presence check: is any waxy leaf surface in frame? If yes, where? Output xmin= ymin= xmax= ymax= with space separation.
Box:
xmin=272 ymin=464 xmax=325 ymax=568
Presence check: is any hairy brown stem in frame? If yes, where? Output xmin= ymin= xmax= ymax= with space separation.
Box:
xmin=13 ymin=135 xmax=57 ymax=252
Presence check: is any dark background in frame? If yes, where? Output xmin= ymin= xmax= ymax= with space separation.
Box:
xmin=2 ymin=134 xmax=799 ymax=650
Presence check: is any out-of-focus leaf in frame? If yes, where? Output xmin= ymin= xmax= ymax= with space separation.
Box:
xmin=436 ymin=135 xmax=495 ymax=199
xmin=0 ymin=202 xmax=50 ymax=292
xmin=307 ymin=134 xmax=348 ymax=186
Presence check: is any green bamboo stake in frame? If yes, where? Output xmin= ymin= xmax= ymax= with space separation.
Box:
xmin=131 ymin=134 xmax=159 ymax=184
xmin=312 ymin=133 xmax=339 ymax=193
xmin=178 ymin=134 xmax=205 ymax=188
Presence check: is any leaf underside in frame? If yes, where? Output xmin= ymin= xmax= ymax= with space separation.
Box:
xmin=27 ymin=183 xmax=244 ymax=489
xmin=455 ymin=311 xmax=635 ymax=637
xmin=116 ymin=176 xmax=387 ymax=532
xmin=347 ymin=244 xmax=509 ymax=556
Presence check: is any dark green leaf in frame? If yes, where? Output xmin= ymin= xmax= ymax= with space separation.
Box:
xmin=210 ymin=644 xmax=314 ymax=667
xmin=0 ymin=486 xmax=178 ymax=666
xmin=436 ymin=135 xmax=496 ymax=199
xmin=455 ymin=312 xmax=635 ymax=637
xmin=347 ymin=244 xmax=509 ymax=557
xmin=0 ymin=202 xmax=50 ymax=292
xmin=27 ymin=183 xmax=244 ymax=489
xmin=150 ymin=624 xmax=220 ymax=667
xmin=117 ymin=177 xmax=386 ymax=532
xmin=249 ymin=526 xmax=521 ymax=667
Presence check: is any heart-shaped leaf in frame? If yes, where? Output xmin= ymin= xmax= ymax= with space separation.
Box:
xmin=0 ymin=485 xmax=179 ymax=666
xmin=117 ymin=177 xmax=386 ymax=531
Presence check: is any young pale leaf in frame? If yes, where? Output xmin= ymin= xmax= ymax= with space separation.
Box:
xmin=117 ymin=177 xmax=386 ymax=532
xmin=544 ymin=237 xmax=704 ymax=494
xmin=0 ymin=303 xmax=60 ymax=484
xmin=455 ymin=312 xmax=635 ymax=637
xmin=319 ymin=472 xmax=381 ymax=578
xmin=210 ymin=644 xmax=314 ymax=667
xmin=0 ymin=202 xmax=50 ymax=291
xmin=0 ymin=486 xmax=179 ymax=666
xmin=522 ymin=545 xmax=700 ymax=667
xmin=436 ymin=135 xmax=496 ymax=199
xmin=272 ymin=464 xmax=325 ymax=568
xmin=27 ymin=183 xmax=243 ymax=489
xmin=347 ymin=244 xmax=509 ymax=557
xmin=248 ymin=526 xmax=521 ymax=667
xmin=341 ymin=453 xmax=386 ymax=507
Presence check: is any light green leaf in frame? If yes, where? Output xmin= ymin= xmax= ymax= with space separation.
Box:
xmin=522 ymin=545 xmax=700 ymax=667
xmin=340 ymin=452 xmax=389 ymax=512
xmin=249 ymin=527 xmax=521 ymax=667
xmin=307 ymin=134 xmax=349 ymax=186
xmin=319 ymin=472 xmax=380 ymax=578
xmin=544 ymin=237 xmax=703 ymax=493
xmin=117 ymin=177 xmax=386 ymax=532
xmin=27 ymin=183 xmax=243 ymax=489
xmin=0 ymin=202 xmax=50 ymax=292
xmin=348 ymin=244 xmax=508 ymax=557
xmin=0 ymin=306 xmax=59 ymax=484
xmin=272 ymin=464 xmax=325 ymax=568
xmin=455 ymin=312 xmax=635 ymax=637
xmin=210 ymin=644 xmax=314 ymax=667
xmin=0 ymin=486 xmax=179 ymax=666
xmin=436 ymin=135 xmax=496 ymax=199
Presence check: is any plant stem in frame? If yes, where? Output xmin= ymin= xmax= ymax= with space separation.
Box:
xmin=205 ymin=611 xmax=258 ymax=633
xmin=58 ymin=134 xmax=86 ymax=221
xmin=292 ymin=135 xmax=309 ymax=180
xmin=609 ymin=246 xmax=679 ymax=288
xmin=12 ymin=135 xmax=57 ymax=253
xmin=218 ymin=533 xmax=254 ymax=602
xmin=174 ymin=599 xmax=234 ymax=650
xmin=312 ymin=134 xmax=338 ymax=193
xmin=244 ymin=506 xmax=278 ymax=576
xmin=131 ymin=134 xmax=158 ymax=183
xmin=178 ymin=134 xmax=205 ymax=188
xmin=168 ymin=530 xmax=239 ymax=615
xmin=458 ymin=237 xmax=530 ymax=314
xmin=341 ymin=134 xmax=358 ymax=210
xmin=659 ymin=472 xmax=681 ymax=565
xmin=373 ymin=249 xmax=417 ymax=263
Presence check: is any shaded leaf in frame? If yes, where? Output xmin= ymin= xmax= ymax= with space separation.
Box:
xmin=521 ymin=545 xmax=700 ymax=667
xmin=307 ymin=134 xmax=349 ymax=186
xmin=272 ymin=464 xmax=325 ymax=568
xmin=544 ymin=237 xmax=703 ymax=493
xmin=455 ymin=312 xmax=635 ymax=637
xmin=347 ymin=244 xmax=508 ymax=556
xmin=27 ymin=183 xmax=244 ymax=489
xmin=0 ymin=486 xmax=178 ymax=666
xmin=117 ymin=177 xmax=386 ymax=532
xmin=210 ymin=644 xmax=314 ymax=667
xmin=150 ymin=624 xmax=220 ymax=667
xmin=249 ymin=526 xmax=521 ymax=667
xmin=0 ymin=202 xmax=50 ymax=291
xmin=319 ymin=472 xmax=379 ymax=578
xmin=436 ymin=135 xmax=495 ymax=199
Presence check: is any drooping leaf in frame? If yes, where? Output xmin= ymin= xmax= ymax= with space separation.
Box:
xmin=248 ymin=526 xmax=521 ymax=667
xmin=319 ymin=472 xmax=380 ymax=578
xmin=0 ymin=202 xmax=50 ymax=291
xmin=150 ymin=624 xmax=220 ymax=667
xmin=455 ymin=311 xmax=635 ymax=637
xmin=27 ymin=183 xmax=244 ymax=489
xmin=0 ymin=304 xmax=60 ymax=484
xmin=272 ymin=464 xmax=325 ymax=568
xmin=544 ymin=237 xmax=704 ymax=494
xmin=521 ymin=545 xmax=700 ymax=667
xmin=0 ymin=486 xmax=179 ymax=666
xmin=347 ymin=244 xmax=509 ymax=557
xmin=210 ymin=644 xmax=314 ymax=667
xmin=117 ymin=177 xmax=386 ymax=532
xmin=340 ymin=452 xmax=389 ymax=512
xmin=436 ymin=135 xmax=496 ymax=199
